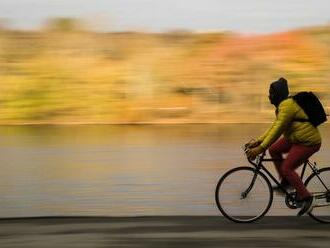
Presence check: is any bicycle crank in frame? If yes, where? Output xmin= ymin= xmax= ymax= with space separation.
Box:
xmin=285 ymin=192 xmax=301 ymax=209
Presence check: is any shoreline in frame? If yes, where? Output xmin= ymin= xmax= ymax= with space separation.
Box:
xmin=0 ymin=122 xmax=280 ymax=126
xmin=0 ymin=122 xmax=328 ymax=126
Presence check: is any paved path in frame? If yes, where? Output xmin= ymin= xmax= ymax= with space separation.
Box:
xmin=0 ymin=216 xmax=329 ymax=247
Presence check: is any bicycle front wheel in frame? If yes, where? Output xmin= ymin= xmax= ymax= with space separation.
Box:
xmin=305 ymin=167 xmax=330 ymax=223
xmin=215 ymin=166 xmax=273 ymax=223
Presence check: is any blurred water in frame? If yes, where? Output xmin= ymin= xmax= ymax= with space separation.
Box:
xmin=0 ymin=124 xmax=329 ymax=217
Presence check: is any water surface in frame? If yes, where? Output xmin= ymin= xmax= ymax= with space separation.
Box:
xmin=0 ymin=124 xmax=329 ymax=217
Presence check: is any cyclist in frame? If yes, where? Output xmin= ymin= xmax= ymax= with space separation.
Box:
xmin=246 ymin=77 xmax=322 ymax=216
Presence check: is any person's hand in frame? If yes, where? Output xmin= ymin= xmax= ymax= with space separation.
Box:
xmin=246 ymin=146 xmax=264 ymax=161
xmin=246 ymin=139 xmax=261 ymax=149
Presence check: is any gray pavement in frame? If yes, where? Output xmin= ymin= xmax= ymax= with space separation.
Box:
xmin=0 ymin=216 xmax=329 ymax=248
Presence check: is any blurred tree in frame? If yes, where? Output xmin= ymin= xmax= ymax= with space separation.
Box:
xmin=44 ymin=18 xmax=84 ymax=32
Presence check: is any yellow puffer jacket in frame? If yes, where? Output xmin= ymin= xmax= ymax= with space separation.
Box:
xmin=258 ymin=98 xmax=321 ymax=150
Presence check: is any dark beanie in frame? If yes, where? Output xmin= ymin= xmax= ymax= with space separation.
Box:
xmin=269 ymin=77 xmax=289 ymax=106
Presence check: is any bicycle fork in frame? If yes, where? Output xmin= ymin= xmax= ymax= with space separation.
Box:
xmin=241 ymin=168 xmax=260 ymax=199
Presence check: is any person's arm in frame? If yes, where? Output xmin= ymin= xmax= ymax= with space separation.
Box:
xmin=257 ymin=124 xmax=273 ymax=143
xmin=260 ymin=100 xmax=296 ymax=150
xmin=246 ymin=125 xmax=272 ymax=148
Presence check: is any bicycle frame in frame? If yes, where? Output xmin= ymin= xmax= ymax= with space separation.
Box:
xmin=243 ymin=151 xmax=330 ymax=202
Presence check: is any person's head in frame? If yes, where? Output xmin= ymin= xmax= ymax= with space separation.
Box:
xmin=268 ymin=77 xmax=289 ymax=107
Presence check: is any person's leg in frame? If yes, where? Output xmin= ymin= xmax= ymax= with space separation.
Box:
xmin=281 ymin=143 xmax=321 ymax=201
xmin=268 ymin=138 xmax=292 ymax=183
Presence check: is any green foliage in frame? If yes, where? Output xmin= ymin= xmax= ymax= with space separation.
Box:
xmin=45 ymin=18 xmax=83 ymax=32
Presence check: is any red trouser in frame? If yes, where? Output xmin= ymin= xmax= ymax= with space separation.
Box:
xmin=269 ymin=138 xmax=321 ymax=200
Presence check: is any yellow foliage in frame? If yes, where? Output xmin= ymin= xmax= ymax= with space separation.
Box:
xmin=0 ymin=26 xmax=329 ymax=124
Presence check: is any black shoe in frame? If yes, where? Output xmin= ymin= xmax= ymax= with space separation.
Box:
xmin=297 ymin=196 xmax=315 ymax=216
xmin=272 ymin=184 xmax=294 ymax=196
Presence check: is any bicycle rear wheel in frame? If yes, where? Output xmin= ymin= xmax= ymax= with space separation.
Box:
xmin=215 ymin=166 xmax=273 ymax=223
xmin=305 ymin=167 xmax=330 ymax=223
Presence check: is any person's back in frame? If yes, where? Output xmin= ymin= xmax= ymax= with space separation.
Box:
xmin=282 ymin=98 xmax=321 ymax=146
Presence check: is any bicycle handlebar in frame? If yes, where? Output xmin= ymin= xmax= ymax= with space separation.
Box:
xmin=243 ymin=143 xmax=285 ymax=166
xmin=242 ymin=144 xmax=266 ymax=165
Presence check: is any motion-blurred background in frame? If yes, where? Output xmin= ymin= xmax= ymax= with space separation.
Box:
xmin=0 ymin=0 xmax=329 ymax=124
xmin=0 ymin=0 xmax=329 ymax=217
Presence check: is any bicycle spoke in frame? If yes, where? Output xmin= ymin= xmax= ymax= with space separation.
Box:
xmin=215 ymin=167 xmax=273 ymax=223
xmin=305 ymin=167 xmax=330 ymax=223
xmin=314 ymin=203 xmax=330 ymax=208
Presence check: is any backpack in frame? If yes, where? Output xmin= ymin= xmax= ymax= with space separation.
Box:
xmin=292 ymin=91 xmax=327 ymax=127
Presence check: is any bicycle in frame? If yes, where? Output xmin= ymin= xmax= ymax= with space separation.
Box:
xmin=215 ymin=145 xmax=330 ymax=223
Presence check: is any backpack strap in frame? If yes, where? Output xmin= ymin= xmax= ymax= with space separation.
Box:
xmin=293 ymin=118 xmax=309 ymax=123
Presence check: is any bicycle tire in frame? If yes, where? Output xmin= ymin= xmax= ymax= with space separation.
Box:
xmin=304 ymin=167 xmax=330 ymax=223
xmin=215 ymin=166 xmax=273 ymax=223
